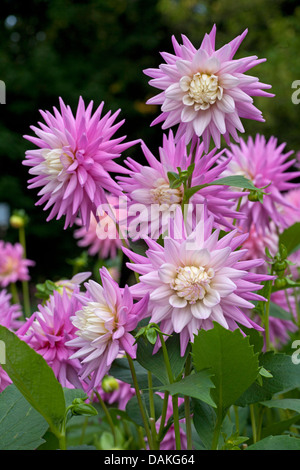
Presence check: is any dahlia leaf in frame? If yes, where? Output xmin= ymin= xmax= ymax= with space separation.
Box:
xmin=136 ymin=333 xmax=190 ymax=385
xmin=236 ymin=352 xmax=300 ymax=406
xmin=246 ymin=435 xmax=300 ymax=450
xmin=185 ymin=174 xmax=262 ymax=200
xmin=158 ymin=370 xmax=216 ymax=407
xmin=279 ymin=222 xmax=300 ymax=256
xmin=0 ymin=384 xmax=48 ymax=450
xmin=192 ymin=323 xmax=259 ymax=418
xmin=0 ymin=325 xmax=66 ymax=435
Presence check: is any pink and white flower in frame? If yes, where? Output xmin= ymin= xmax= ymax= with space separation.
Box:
xmin=73 ymin=194 xmax=126 ymax=259
xmin=124 ymin=208 xmax=272 ymax=355
xmin=144 ymin=25 xmax=273 ymax=151
xmin=23 ymin=97 xmax=138 ymax=229
xmin=18 ymin=289 xmax=83 ymax=388
xmin=0 ymin=241 xmax=34 ymax=288
xmin=118 ymin=131 xmax=244 ymax=240
xmin=224 ymin=134 xmax=300 ymax=232
xmin=67 ymin=267 xmax=149 ymax=391
xmin=0 ymin=289 xmax=23 ymax=330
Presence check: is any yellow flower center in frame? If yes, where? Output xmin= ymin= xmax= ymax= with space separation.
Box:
xmin=171 ymin=265 xmax=215 ymax=304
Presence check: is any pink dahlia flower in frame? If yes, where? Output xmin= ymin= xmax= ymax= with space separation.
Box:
xmin=99 ymin=378 xmax=135 ymax=411
xmin=0 ymin=289 xmax=23 ymax=330
xmin=18 ymin=289 xmax=83 ymax=388
xmin=0 ymin=241 xmax=34 ymax=288
xmin=124 ymin=208 xmax=272 ymax=355
xmin=239 ymin=222 xmax=278 ymax=274
xmin=23 ymin=97 xmax=138 ymax=229
xmin=67 ymin=267 xmax=149 ymax=391
xmin=282 ymin=188 xmax=300 ymax=226
xmin=144 ymin=25 xmax=273 ymax=151
xmin=224 ymin=135 xmax=300 ymax=232
xmin=74 ymin=194 xmax=126 ymax=259
xmin=118 ymin=131 xmax=244 ymax=240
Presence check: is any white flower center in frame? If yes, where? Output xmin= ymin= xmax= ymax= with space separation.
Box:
xmin=171 ymin=265 xmax=215 ymax=304
xmin=73 ymin=302 xmax=115 ymax=343
xmin=180 ymin=73 xmax=223 ymax=111
xmin=41 ymin=149 xmax=65 ymax=175
xmin=41 ymin=148 xmax=74 ymax=177
xmin=150 ymin=178 xmax=183 ymax=205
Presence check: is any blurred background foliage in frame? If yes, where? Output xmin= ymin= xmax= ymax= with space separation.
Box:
xmin=0 ymin=0 xmax=299 ymax=285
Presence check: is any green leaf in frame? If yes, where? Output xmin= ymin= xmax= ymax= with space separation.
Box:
xmin=192 ymin=323 xmax=259 ymax=418
xmin=0 ymin=325 xmax=66 ymax=434
xmin=246 ymin=435 xmax=300 ymax=450
xmin=260 ymin=398 xmax=300 ymax=414
xmin=185 ymin=175 xmax=258 ymax=200
xmin=126 ymin=393 xmax=163 ymax=427
xmin=136 ymin=334 xmax=190 ymax=385
xmin=236 ymin=352 xmax=300 ymax=406
xmin=108 ymin=357 xmax=161 ymax=390
xmin=192 ymin=400 xmax=217 ymax=449
xmin=0 ymin=385 xmax=49 ymax=450
xmin=279 ymin=223 xmax=300 ymax=255
xmin=269 ymin=301 xmax=294 ymax=321
xmin=158 ymin=370 xmax=216 ymax=407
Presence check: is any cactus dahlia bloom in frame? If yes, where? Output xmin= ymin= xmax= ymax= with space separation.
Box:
xmin=282 ymin=188 xmax=300 ymax=226
xmin=74 ymin=194 xmax=126 ymax=259
xmin=224 ymin=134 xmax=300 ymax=232
xmin=239 ymin=222 xmax=278 ymax=274
xmin=144 ymin=25 xmax=273 ymax=151
xmin=124 ymin=208 xmax=272 ymax=355
xmin=18 ymin=289 xmax=83 ymax=388
xmin=0 ymin=289 xmax=23 ymax=331
xmin=118 ymin=131 xmax=244 ymax=240
xmin=23 ymin=97 xmax=138 ymax=229
xmin=0 ymin=241 xmax=35 ymax=288
xmin=67 ymin=267 xmax=149 ymax=391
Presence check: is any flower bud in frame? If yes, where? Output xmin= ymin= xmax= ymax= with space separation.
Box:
xmin=101 ymin=375 xmax=119 ymax=393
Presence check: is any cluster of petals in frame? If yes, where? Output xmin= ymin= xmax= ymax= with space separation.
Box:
xmin=73 ymin=194 xmax=126 ymax=259
xmin=23 ymin=97 xmax=138 ymax=229
xmin=144 ymin=25 xmax=273 ymax=151
xmin=67 ymin=267 xmax=149 ymax=391
xmin=224 ymin=134 xmax=300 ymax=232
xmin=0 ymin=289 xmax=23 ymax=393
xmin=18 ymin=288 xmax=83 ymax=388
xmin=118 ymin=131 xmax=244 ymax=240
xmin=124 ymin=208 xmax=272 ymax=355
xmin=239 ymin=222 xmax=278 ymax=274
xmin=0 ymin=289 xmax=23 ymax=331
xmin=0 ymin=241 xmax=34 ymax=288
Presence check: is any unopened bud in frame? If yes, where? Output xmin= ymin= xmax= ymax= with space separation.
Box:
xmin=102 ymin=375 xmax=119 ymax=393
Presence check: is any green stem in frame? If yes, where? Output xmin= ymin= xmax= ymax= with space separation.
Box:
xmin=157 ymin=391 xmax=170 ymax=441
xmin=157 ymin=331 xmax=181 ymax=450
xmin=232 ymin=189 xmax=247 ymax=226
xmin=10 ymin=282 xmax=20 ymax=305
xmin=18 ymin=225 xmax=31 ymax=316
xmin=94 ymin=389 xmax=117 ymax=446
xmin=250 ymin=404 xmax=257 ymax=444
xmin=148 ymin=371 xmax=158 ymax=449
xmin=264 ymin=276 xmax=273 ymax=352
xmin=211 ymin=414 xmax=222 ymax=450
xmin=126 ymin=353 xmax=153 ymax=449
xmin=234 ymin=406 xmax=240 ymax=435
xmin=184 ymin=354 xmax=193 ymax=450
xmin=172 ymin=394 xmax=181 ymax=450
